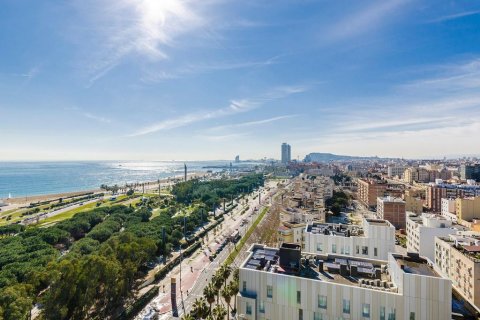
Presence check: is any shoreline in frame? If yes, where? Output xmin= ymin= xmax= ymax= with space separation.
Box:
xmin=1 ymin=172 xmax=208 ymax=207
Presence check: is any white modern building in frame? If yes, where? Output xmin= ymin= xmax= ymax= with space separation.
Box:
xmin=237 ymin=243 xmax=452 ymax=320
xmin=387 ymin=166 xmax=407 ymax=178
xmin=441 ymin=198 xmax=457 ymax=222
xmin=303 ymin=218 xmax=396 ymax=260
xmin=405 ymin=212 xmax=458 ymax=262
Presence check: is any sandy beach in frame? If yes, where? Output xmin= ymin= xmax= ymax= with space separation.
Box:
xmin=1 ymin=172 xmax=208 ymax=207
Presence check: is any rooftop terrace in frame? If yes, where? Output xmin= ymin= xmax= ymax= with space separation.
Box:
xmin=243 ymin=244 xmax=397 ymax=292
xmin=393 ymin=254 xmax=439 ymax=277
xmin=306 ymin=223 xmax=362 ymax=237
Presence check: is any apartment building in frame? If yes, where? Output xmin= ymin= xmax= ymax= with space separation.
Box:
xmin=403 ymin=189 xmax=424 ymax=214
xmin=237 ymin=243 xmax=451 ymax=320
xmin=303 ymin=218 xmax=395 ymax=260
xmin=441 ymin=198 xmax=457 ymax=222
xmin=426 ymin=183 xmax=480 ymax=213
xmin=406 ymin=212 xmax=457 ymax=262
xmin=460 ymin=164 xmax=480 ymax=181
xmin=377 ymin=196 xmax=406 ymax=229
xmin=357 ymin=179 xmax=388 ymax=207
xmin=278 ymin=221 xmax=306 ymax=246
xmin=434 ymin=234 xmax=480 ymax=312
xmin=456 ymin=196 xmax=480 ymax=222
xmin=387 ymin=165 xmax=406 ymax=178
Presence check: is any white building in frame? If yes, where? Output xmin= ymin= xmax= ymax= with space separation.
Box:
xmin=441 ymin=198 xmax=457 ymax=222
xmin=387 ymin=165 xmax=407 ymax=178
xmin=303 ymin=218 xmax=396 ymax=260
xmin=237 ymin=243 xmax=452 ymax=320
xmin=405 ymin=212 xmax=458 ymax=262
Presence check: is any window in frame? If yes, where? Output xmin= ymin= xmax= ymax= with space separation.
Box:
xmin=409 ymin=312 xmax=415 ymax=320
xmin=374 ymin=247 xmax=378 ymax=257
xmin=297 ymin=291 xmax=301 ymax=304
xmin=362 ymin=303 xmax=370 ymax=318
xmin=299 ymin=308 xmax=303 ymax=320
xmin=267 ymin=285 xmax=273 ymax=298
xmin=388 ymin=308 xmax=396 ymax=320
xmin=362 ymin=246 xmax=368 ymax=255
xmin=332 ymin=244 xmax=337 ymax=253
xmin=318 ymin=295 xmax=327 ymax=309
xmin=342 ymin=299 xmax=350 ymax=314
xmin=317 ymin=243 xmax=323 ymax=252
xmin=243 ymin=281 xmax=246 ymax=292
xmin=380 ymin=306 xmax=385 ymax=320
xmin=356 ymin=245 xmax=360 ymax=254
xmin=345 ymin=245 xmax=350 ymax=255
xmin=341 ymin=246 xmax=344 ymax=254
xmin=246 ymin=302 xmax=252 ymax=315
xmin=313 ymin=312 xmax=323 ymax=320
xmin=259 ymin=300 xmax=265 ymax=313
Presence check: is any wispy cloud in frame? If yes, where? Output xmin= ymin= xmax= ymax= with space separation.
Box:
xmin=65 ymin=106 xmax=113 ymax=124
xmin=141 ymin=55 xmax=282 ymax=82
xmin=325 ymin=0 xmax=410 ymax=41
xmin=209 ymin=114 xmax=299 ymax=131
xmin=129 ymin=85 xmax=308 ymax=137
xmin=83 ymin=112 xmax=112 ymax=123
xmin=428 ymin=10 xmax=480 ymax=23
xmin=198 ymin=133 xmax=249 ymax=142
xmin=82 ymin=0 xmax=210 ymax=84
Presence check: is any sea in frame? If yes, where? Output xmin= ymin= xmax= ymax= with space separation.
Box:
xmin=0 ymin=161 xmax=258 ymax=199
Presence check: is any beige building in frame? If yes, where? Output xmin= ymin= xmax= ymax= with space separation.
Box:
xmin=377 ymin=196 xmax=406 ymax=229
xmin=434 ymin=234 xmax=480 ymax=312
xmin=404 ymin=190 xmax=424 ymax=214
xmin=357 ymin=179 xmax=387 ymax=207
xmin=278 ymin=221 xmax=306 ymax=247
xmin=456 ymin=196 xmax=480 ymax=222
xmin=237 ymin=243 xmax=452 ymax=320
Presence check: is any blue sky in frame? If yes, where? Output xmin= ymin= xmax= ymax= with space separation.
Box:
xmin=1 ymin=0 xmax=480 ymax=161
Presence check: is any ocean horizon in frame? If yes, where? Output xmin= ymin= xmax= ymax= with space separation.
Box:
xmin=0 ymin=160 xmax=259 ymax=199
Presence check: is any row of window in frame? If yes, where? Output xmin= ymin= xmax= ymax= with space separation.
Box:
xmin=249 ymin=296 xmax=404 ymax=320
xmin=315 ymin=243 xmax=377 ymax=256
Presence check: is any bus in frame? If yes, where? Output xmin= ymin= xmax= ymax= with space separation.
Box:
xmin=229 ymin=230 xmax=241 ymax=243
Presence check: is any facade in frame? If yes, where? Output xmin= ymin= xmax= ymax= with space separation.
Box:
xmin=357 ymin=179 xmax=387 ymax=207
xmin=456 ymin=196 xmax=480 ymax=222
xmin=281 ymin=143 xmax=291 ymax=164
xmin=303 ymin=218 xmax=395 ymax=260
xmin=377 ymin=196 xmax=406 ymax=229
xmin=435 ymin=234 xmax=480 ymax=312
xmin=403 ymin=191 xmax=423 ymax=214
xmin=441 ymin=198 xmax=457 ymax=222
xmin=387 ymin=165 xmax=406 ymax=178
xmin=426 ymin=183 xmax=480 ymax=213
xmin=278 ymin=221 xmax=307 ymax=247
xmin=237 ymin=243 xmax=452 ymax=320
xmin=405 ymin=212 xmax=456 ymax=262
xmin=460 ymin=164 xmax=480 ymax=181
xmin=235 ymin=155 xmax=240 ymax=163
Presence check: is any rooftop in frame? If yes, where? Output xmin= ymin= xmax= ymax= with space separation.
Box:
xmin=306 ymin=223 xmax=361 ymax=237
xmin=378 ymin=196 xmax=405 ymax=203
xmin=242 ymin=244 xmax=397 ymax=292
xmin=393 ymin=254 xmax=439 ymax=277
xmin=365 ymin=218 xmax=390 ymax=226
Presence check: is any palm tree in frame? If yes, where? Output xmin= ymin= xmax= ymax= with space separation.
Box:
xmin=218 ymin=265 xmax=231 ymax=289
xmin=232 ymin=268 xmax=239 ymax=282
xmin=181 ymin=314 xmax=194 ymax=320
xmin=221 ymin=285 xmax=232 ymax=320
xmin=192 ymin=297 xmax=209 ymax=319
xmin=212 ymin=304 xmax=227 ymax=320
xmin=203 ymin=283 xmax=216 ymax=316
xmin=229 ymin=281 xmax=239 ymax=315
xmin=212 ymin=273 xmax=223 ymax=304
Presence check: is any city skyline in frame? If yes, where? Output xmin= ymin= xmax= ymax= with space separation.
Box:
xmin=1 ymin=1 xmax=480 ymax=161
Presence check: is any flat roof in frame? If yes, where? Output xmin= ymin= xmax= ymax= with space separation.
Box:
xmin=243 ymin=245 xmax=397 ymax=293
xmin=306 ymin=223 xmax=359 ymax=237
xmin=394 ymin=255 xmax=439 ymax=278
xmin=365 ymin=219 xmax=390 ymax=226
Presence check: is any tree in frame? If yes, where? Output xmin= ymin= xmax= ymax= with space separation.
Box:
xmin=126 ymin=189 xmax=134 ymax=196
xmin=218 ymin=265 xmax=231 ymax=289
xmin=0 ymin=284 xmax=33 ymax=320
xmin=191 ymin=297 xmax=209 ymax=319
xmin=229 ymin=281 xmax=239 ymax=315
xmin=181 ymin=314 xmax=194 ymax=320
xmin=212 ymin=304 xmax=227 ymax=320
xmin=203 ymin=283 xmax=216 ymax=316
xmin=221 ymin=286 xmax=232 ymax=320
xmin=212 ymin=273 xmax=223 ymax=304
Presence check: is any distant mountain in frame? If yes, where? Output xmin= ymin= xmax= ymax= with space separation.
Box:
xmin=304 ymin=153 xmax=380 ymax=162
